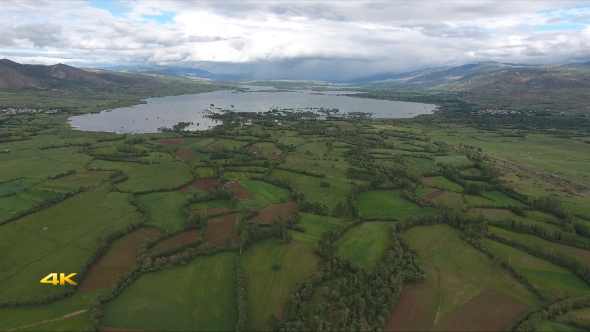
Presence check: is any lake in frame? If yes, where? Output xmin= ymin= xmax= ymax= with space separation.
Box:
xmin=68 ymin=85 xmax=436 ymax=133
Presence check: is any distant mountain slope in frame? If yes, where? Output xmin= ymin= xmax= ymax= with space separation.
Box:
xmin=447 ymin=64 xmax=590 ymax=92
xmin=0 ymin=59 xmax=161 ymax=90
xmin=446 ymin=63 xmax=590 ymax=111
xmin=349 ymin=62 xmax=525 ymax=85
xmin=103 ymin=65 xmax=248 ymax=81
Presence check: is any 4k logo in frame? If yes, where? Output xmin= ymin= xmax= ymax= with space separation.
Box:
xmin=40 ymin=273 xmax=78 ymax=285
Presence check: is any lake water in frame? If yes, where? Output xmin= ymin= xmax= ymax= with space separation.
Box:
xmin=68 ymin=85 xmax=436 ymax=133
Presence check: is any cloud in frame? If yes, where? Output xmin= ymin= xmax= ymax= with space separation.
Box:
xmin=0 ymin=0 xmax=589 ymax=80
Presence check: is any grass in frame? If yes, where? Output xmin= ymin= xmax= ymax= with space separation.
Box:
xmin=137 ymin=191 xmax=186 ymax=229
xmin=422 ymin=176 xmax=463 ymax=192
xmin=538 ymin=321 xmax=584 ymax=332
xmin=460 ymin=167 xmax=481 ymax=176
xmin=276 ymin=136 xmax=306 ymax=147
xmin=289 ymin=212 xmax=349 ymax=246
xmin=101 ymin=252 xmax=238 ymax=331
xmin=335 ymin=222 xmax=392 ymax=270
xmin=188 ymin=147 xmax=209 ymax=161
xmin=207 ymin=138 xmax=247 ymax=151
xmin=195 ymin=166 xmax=216 ymax=178
xmin=405 ymin=224 xmax=540 ymax=311
xmin=357 ymin=189 xmax=434 ymax=218
xmin=429 ymin=129 xmax=590 ymax=187
xmin=488 ymin=226 xmax=590 ymax=265
xmin=401 ymin=224 xmax=538 ymax=330
xmin=283 ymin=155 xmax=350 ymax=174
xmin=91 ymin=160 xmax=192 ymax=192
xmin=464 ymin=194 xmax=502 ymax=206
xmin=0 ymin=287 xmax=109 ymax=331
xmin=238 ymin=180 xmax=291 ymax=204
xmin=0 ymin=187 xmax=141 ymax=300
xmin=36 ymin=171 xmax=113 ymax=192
xmin=483 ymin=191 xmax=528 ymax=207
xmin=0 ymin=146 xmax=92 ymax=184
xmin=432 ymin=191 xmax=464 ymax=208
xmin=190 ymin=199 xmax=230 ymax=211
xmin=0 ymin=189 xmax=58 ymax=221
xmin=467 ymin=208 xmax=516 ymax=220
xmin=295 ymin=141 xmax=329 ymax=156
xmin=20 ymin=313 xmax=91 ymax=331
xmin=434 ymin=155 xmax=471 ymax=165
xmin=564 ymin=307 xmax=590 ymax=319
xmin=484 ymin=237 xmax=590 ymax=298
xmin=241 ymin=238 xmax=321 ymax=331
xmin=404 ymin=156 xmax=440 ymax=174
xmin=416 ymin=187 xmax=439 ymax=197
xmin=270 ymin=169 xmax=355 ymax=211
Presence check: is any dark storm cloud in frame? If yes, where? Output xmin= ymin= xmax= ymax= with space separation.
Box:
xmin=0 ymin=0 xmax=589 ymax=80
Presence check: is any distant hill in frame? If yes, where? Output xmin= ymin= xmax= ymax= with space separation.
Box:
xmin=444 ymin=64 xmax=590 ymax=111
xmin=0 ymin=59 xmax=160 ymax=90
xmin=349 ymin=62 xmax=527 ymax=85
xmin=447 ymin=64 xmax=590 ymax=92
xmin=102 ymin=65 xmax=249 ymax=81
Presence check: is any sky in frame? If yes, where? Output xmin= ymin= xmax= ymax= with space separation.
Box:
xmin=1 ymin=0 xmax=590 ymax=80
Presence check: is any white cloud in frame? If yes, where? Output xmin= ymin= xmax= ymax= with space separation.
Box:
xmin=0 ymin=0 xmax=589 ymax=80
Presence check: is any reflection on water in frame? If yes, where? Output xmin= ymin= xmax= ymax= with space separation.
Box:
xmin=68 ymin=85 xmax=436 ymax=134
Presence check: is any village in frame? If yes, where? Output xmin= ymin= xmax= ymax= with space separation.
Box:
xmin=1 ymin=108 xmax=59 ymax=116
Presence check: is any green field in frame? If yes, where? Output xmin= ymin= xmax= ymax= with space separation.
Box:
xmin=460 ymin=167 xmax=481 ymax=176
xmin=482 ymin=191 xmax=528 ymax=207
xmin=37 ymin=171 xmax=114 ymax=192
xmin=335 ymin=222 xmax=391 ymax=270
xmin=283 ymin=154 xmax=350 ymax=174
xmin=289 ymin=212 xmax=349 ymax=246
xmin=295 ymin=141 xmax=329 ymax=155
xmin=101 ymin=252 xmax=237 ymax=331
xmin=464 ymin=194 xmax=501 ymax=206
xmin=0 ymin=288 xmax=109 ymax=331
xmin=208 ymin=138 xmax=247 ymax=151
xmin=404 ymin=156 xmax=440 ymax=174
xmin=137 ymin=191 xmax=186 ymax=229
xmin=241 ymin=238 xmax=321 ymax=331
xmin=0 ymin=189 xmax=58 ymax=221
xmin=91 ymin=160 xmax=193 ymax=192
xmin=270 ymin=169 xmax=355 ymax=210
xmin=422 ymin=176 xmax=464 ymax=192
xmin=563 ymin=306 xmax=590 ymax=319
xmin=484 ymin=238 xmax=590 ymax=298
xmin=238 ymin=180 xmax=290 ymax=204
xmin=4 ymin=83 xmax=590 ymax=332
xmin=434 ymin=155 xmax=471 ymax=165
xmin=429 ymin=130 xmax=590 ymax=187
xmin=404 ymin=225 xmax=539 ymax=330
xmin=357 ymin=189 xmax=434 ymax=218
xmin=190 ymin=199 xmax=230 ymax=211
xmin=0 ymin=187 xmax=141 ymax=300
xmin=489 ymin=226 xmax=590 ymax=265
xmin=538 ymin=321 xmax=584 ymax=332
xmin=416 ymin=187 xmax=439 ymax=197
xmin=432 ymin=191 xmax=464 ymax=208
xmin=188 ymin=147 xmax=209 ymax=161
xmin=195 ymin=166 xmax=216 ymax=178
xmin=0 ymin=147 xmax=92 ymax=184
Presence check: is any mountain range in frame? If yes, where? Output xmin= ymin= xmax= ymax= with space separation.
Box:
xmin=1 ymin=58 xmax=590 ymax=94
xmin=99 ymin=65 xmax=247 ymax=81
xmin=0 ymin=58 xmax=161 ymax=90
